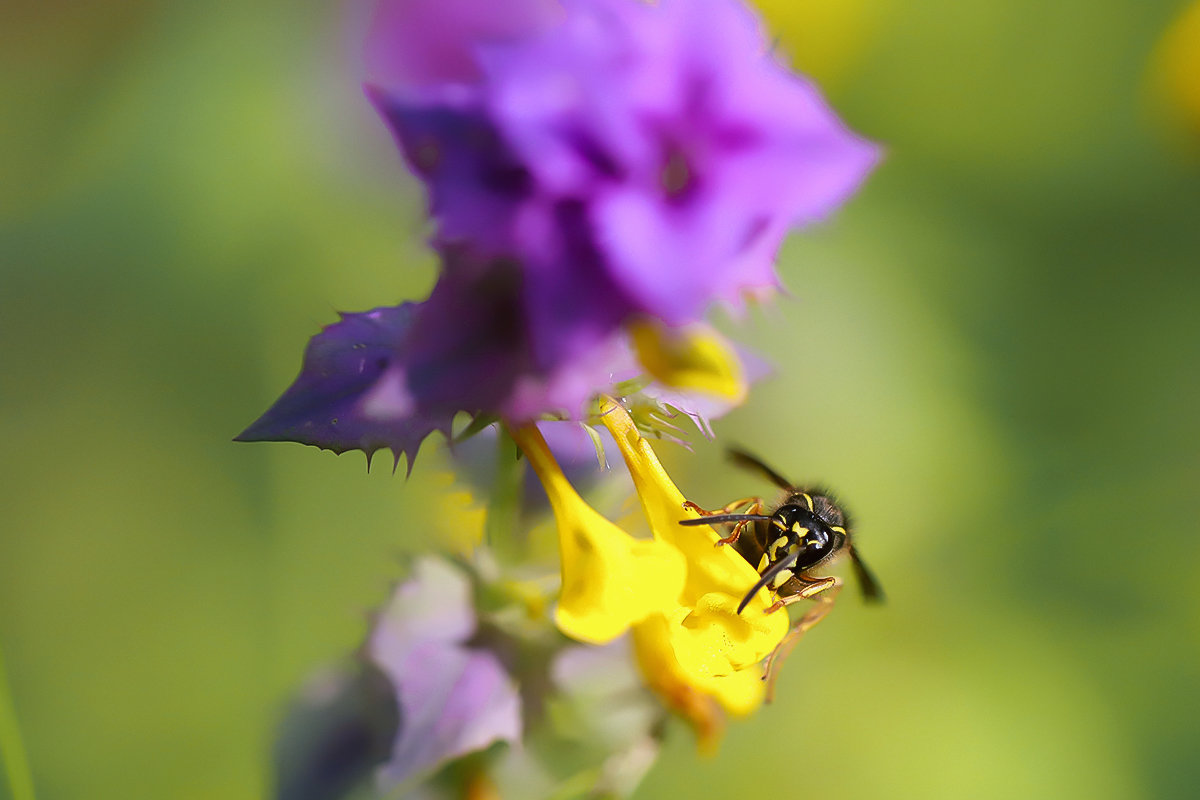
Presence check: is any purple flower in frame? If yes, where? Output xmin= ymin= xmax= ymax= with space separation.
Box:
xmin=270 ymin=559 xmax=521 ymax=798
xmin=371 ymin=0 xmax=878 ymax=336
xmin=239 ymin=0 xmax=876 ymax=461
xmin=368 ymin=559 xmax=522 ymax=790
xmin=273 ymin=664 xmax=400 ymax=800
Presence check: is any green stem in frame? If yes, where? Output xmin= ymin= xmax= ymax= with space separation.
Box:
xmin=485 ymin=428 xmax=525 ymax=563
xmin=0 ymin=641 xmax=36 ymax=800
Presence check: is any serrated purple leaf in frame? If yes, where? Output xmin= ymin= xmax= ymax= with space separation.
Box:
xmin=235 ymin=305 xmax=452 ymax=472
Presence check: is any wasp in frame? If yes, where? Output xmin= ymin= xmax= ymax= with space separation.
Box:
xmin=679 ymin=449 xmax=883 ymax=696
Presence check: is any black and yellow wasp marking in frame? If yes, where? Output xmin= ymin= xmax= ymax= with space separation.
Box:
xmin=679 ymin=449 xmax=883 ymax=695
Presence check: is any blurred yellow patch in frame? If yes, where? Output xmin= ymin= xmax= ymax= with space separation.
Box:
xmin=431 ymin=475 xmax=487 ymax=555
xmin=1149 ymin=0 xmax=1200 ymax=143
xmin=628 ymin=319 xmax=746 ymax=402
xmin=753 ymin=0 xmax=889 ymax=89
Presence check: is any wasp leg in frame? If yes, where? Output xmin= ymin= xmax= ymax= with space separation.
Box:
xmin=682 ymin=496 xmax=761 ymax=516
xmin=682 ymin=497 xmax=763 ymax=546
xmin=718 ymin=502 xmax=766 ymax=547
xmin=762 ymin=574 xmax=835 ymax=614
xmin=763 ymin=577 xmax=842 ymax=702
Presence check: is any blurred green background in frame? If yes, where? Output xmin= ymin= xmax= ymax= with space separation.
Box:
xmin=2 ymin=0 xmax=1198 ymax=798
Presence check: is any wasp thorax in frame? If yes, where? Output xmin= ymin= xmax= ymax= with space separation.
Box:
xmin=811 ymin=495 xmax=846 ymax=527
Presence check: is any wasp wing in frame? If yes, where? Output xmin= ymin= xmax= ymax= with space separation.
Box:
xmin=726 ymin=448 xmax=794 ymax=491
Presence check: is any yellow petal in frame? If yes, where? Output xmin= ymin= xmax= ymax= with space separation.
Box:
xmin=631 ymin=614 xmax=726 ymax=752
xmin=699 ymin=662 xmax=768 ymax=718
xmin=598 ymin=398 xmax=787 ymax=718
xmin=632 ymin=610 xmax=765 ymax=729
xmin=678 ymin=592 xmax=782 ymax=672
xmin=597 ymin=397 xmax=781 ymax=617
xmin=508 ymin=423 xmax=686 ymax=644
xmin=628 ymin=319 xmax=746 ymax=403
xmin=658 ymin=598 xmax=773 ymax=716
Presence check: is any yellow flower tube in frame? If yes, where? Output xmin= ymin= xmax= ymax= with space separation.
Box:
xmin=507 ymin=423 xmax=686 ymax=644
xmin=597 ymin=398 xmax=788 ymax=718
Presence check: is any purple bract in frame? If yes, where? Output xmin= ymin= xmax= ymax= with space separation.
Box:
xmin=235 ymin=305 xmax=454 ymax=471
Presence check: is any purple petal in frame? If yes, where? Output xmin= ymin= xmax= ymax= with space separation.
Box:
xmin=374 ymin=643 xmax=521 ymax=789
xmin=368 ymin=559 xmax=522 ymax=789
xmin=273 ymin=664 xmax=400 ymax=800
xmin=402 ymin=252 xmax=639 ymax=421
xmin=369 ymin=0 xmax=879 ymax=336
xmin=370 ymin=558 xmax=476 ymax=649
xmin=235 ymin=305 xmax=452 ymax=471
xmin=368 ymin=89 xmax=532 ymax=256
xmin=363 ymin=0 xmax=562 ymax=89
xmin=401 ymin=254 xmax=533 ymax=412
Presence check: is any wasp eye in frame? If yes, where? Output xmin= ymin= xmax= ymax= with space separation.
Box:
xmin=793 ymin=525 xmax=836 ymax=570
xmin=804 ymin=528 xmax=831 ymax=551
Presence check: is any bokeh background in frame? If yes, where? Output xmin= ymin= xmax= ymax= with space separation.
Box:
xmin=2 ymin=0 xmax=1198 ymax=798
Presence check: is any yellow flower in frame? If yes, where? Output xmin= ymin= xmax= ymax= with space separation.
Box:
xmin=511 ymin=399 xmax=788 ymax=743
xmin=507 ymin=423 xmax=687 ymax=644
xmin=597 ymin=398 xmax=787 ymax=722
xmin=628 ymin=319 xmax=746 ymax=403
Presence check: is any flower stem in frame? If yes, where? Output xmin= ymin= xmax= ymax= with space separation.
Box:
xmin=0 ymin=640 xmax=37 ymax=800
xmin=485 ymin=429 xmax=524 ymax=562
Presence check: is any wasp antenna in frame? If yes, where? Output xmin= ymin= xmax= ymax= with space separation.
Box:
xmin=737 ymin=549 xmax=800 ymax=614
xmin=679 ymin=513 xmax=774 ymax=527
xmin=848 ymin=546 xmax=885 ymax=603
xmin=726 ymin=448 xmax=794 ymax=491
